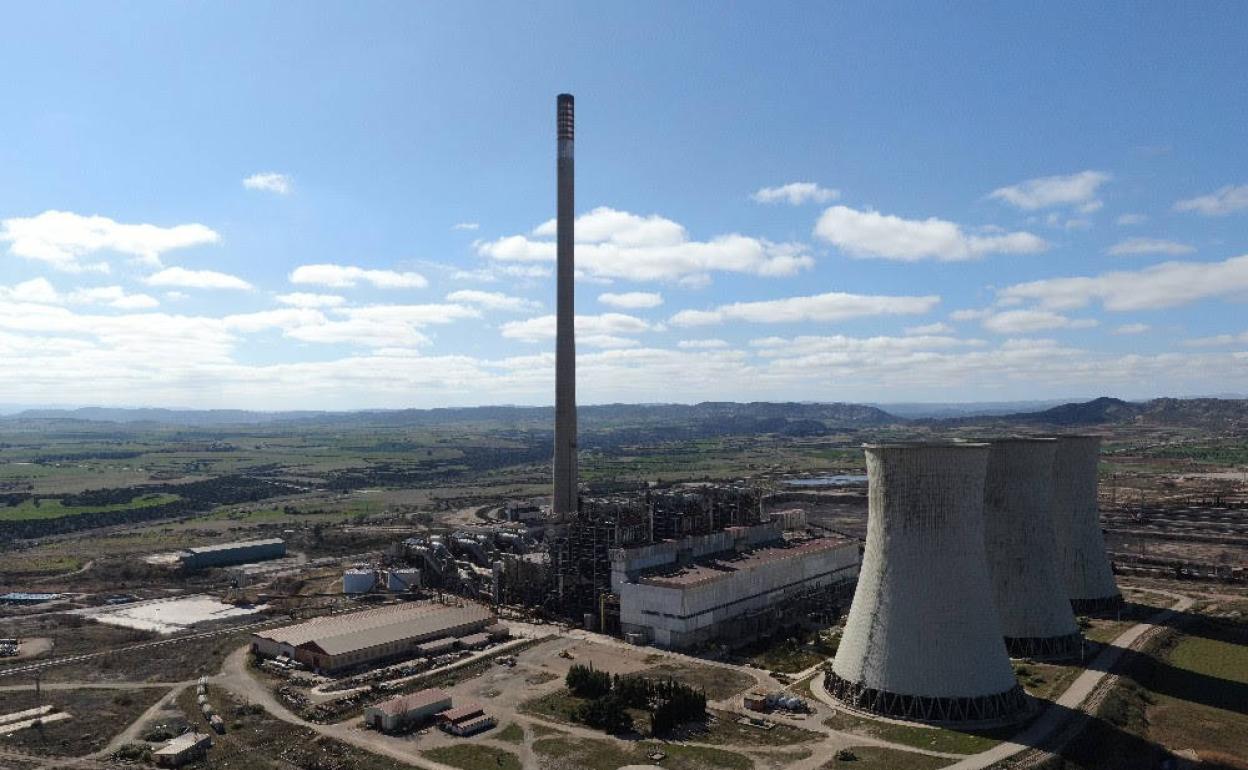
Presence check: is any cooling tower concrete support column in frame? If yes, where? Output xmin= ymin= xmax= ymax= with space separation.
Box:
xmin=552 ymin=93 xmax=578 ymax=519
xmin=1051 ymin=435 xmax=1122 ymax=614
xmin=982 ymin=438 xmax=1081 ymax=659
xmin=827 ymin=443 xmax=1027 ymax=724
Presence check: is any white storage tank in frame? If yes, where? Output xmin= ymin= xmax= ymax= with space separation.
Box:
xmin=386 ymin=568 xmax=421 ymax=592
xmin=343 ymin=568 xmax=376 ymax=594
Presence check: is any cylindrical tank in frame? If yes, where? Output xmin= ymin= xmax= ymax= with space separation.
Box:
xmin=981 ymin=438 xmax=1081 ymax=659
xmin=386 ymin=568 xmax=420 ymax=592
xmin=828 ymin=443 xmax=1026 ymax=723
xmin=342 ymin=569 xmax=375 ymax=594
xmin=1050 ymin=435 xmax=1122 ymax=613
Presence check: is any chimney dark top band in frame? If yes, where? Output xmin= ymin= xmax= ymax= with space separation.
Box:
xmin=557 ymin=94 xmax=574 ymax=140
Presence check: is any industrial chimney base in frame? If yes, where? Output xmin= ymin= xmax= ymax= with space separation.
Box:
xmin=1004 ymin=631 xmax=1084 ymax=661
xmin=1070 ymin=594 xmax=1125 ymax=616
xmin=823 ymin=671 xmax=1030 ymax=725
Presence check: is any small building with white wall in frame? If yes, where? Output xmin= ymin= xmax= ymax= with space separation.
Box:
xmin=364 ymin=688 xmax=451 ymax=733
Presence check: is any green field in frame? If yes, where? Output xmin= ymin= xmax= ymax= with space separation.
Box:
xmin=0 ymin=492 xmax=179 ymax=521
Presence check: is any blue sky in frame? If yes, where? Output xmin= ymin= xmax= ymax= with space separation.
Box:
xmin=2 ymin=2 xmax=1247 ymax=409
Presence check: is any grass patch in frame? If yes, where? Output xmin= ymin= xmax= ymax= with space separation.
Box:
xmin=528 ymin=721 xmax=562 ymax=737
xmin=495 ymin=722 xmax=525 ymax=743
xmin=640 ymin=661 xmax=757 ymax=700
xmin=740 ymin=629 xmax=839 ymax=674
xmin=423 ymin=744 xmax=522 ymax=770
xmin=1013 ymin=660 xmax=1084 ymax=702
xmin=823 ymin=710 xmax=1008 ymax=755
xmin=0 ymin=686 xmax=168 ymax=757
xmin=640 ymin=740 xmax=753 ymax=770
xmin=0 ymin=492 xmax=179 ymax=521
xmin=690 ymin=709 xmax=822 ymax=746
xmin=820 ymin=745 xmax=953 ymax=769
xmin=518 ymin=689 xmax=589 ymax=727
xmin=532 ymin=736 xmax=753 ymax=770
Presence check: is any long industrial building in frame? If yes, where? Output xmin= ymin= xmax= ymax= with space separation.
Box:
xmin=981 ymin=438 xmax=1081 ymax=659
xmin=179 ymin=538 xmax=286 ymax=570
xmin=614 ymin=522 xmax=860 ymax=650
xmin=828 ymin=443 xmax=1026 ymax=723
xmin=1051 ymin=435 xmax=1122 ymax=613
xmin=251 ymin=602 xmax=495 ymax=673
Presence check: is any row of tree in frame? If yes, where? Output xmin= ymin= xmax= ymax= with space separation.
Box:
xmin=564 ymin=664 xmax=708 ymax=736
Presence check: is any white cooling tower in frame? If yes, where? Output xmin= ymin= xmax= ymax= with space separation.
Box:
xmin=827 ymin=443 xmax=1026 ymax=723
xmin=1050 ymin=435 xmax=1121 ymax=613
xmin=981 ymin=438 xmax=1081 ymax=659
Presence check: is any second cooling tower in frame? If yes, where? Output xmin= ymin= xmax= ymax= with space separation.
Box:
xmin=827 ymin=443 xmax=1027 ymax=723
xmin=1051 ymin=435 xmax=1122 ymax=613
xmin=981 ymin=438 xmax=1081 ymax=659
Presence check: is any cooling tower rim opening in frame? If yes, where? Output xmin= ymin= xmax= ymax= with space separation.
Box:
xmin=862 ymin=441 xmax=989 ymax=450
xmin=954 ymin=435 xmax=1058 ymax=444
xmin=1037 ymin=433 xmax=1103 ymax=441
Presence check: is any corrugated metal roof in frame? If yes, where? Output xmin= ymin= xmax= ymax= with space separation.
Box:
xmin=373 ymin=688 xmax=450 ymax=716
xmin=187 ymin=538 xmax=284 ymax=555
xmin=259 ymin=602 xmax=493 ymax=657
xmin=441 ymin=703 xmax=484 ymax=723
xmin=638 ymin=537 xmax=852 ymax=589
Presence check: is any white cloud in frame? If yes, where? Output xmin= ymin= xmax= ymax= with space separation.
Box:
xmin=222 ymin=303 xmax=480 ymax=349
xmin=144 ymin=267 xmax=253 ymax=290
xmin=444 ymin=290 xmax=539 ymax=312
xmin=0 ymin=278 xmax=60 ymax=304
xmin=1174 ymin=185 xmax=1248 ymax=216
xmin=1184 ymin=331 xmax=1248 ymax=347
xmin=813 ymin=206 xmax=1046 ymax=261
xmin=0 ymin=210 xmax=219 ymax=272
xmin=289 ymin=263 xmax=428 ymax=289
xmin=751 ymin=182 xmax=840 ymax=205
xmin=999 ymin=254 xmax=1248 ymax=311
xmin=1116 ymin=213 xmax=1147 ymax=226
xmin=242 ymin=172 xmax=292 ymax=195
xmin=980 ymin=309 xmax=1098 ymax=334
xmin=677 ymin=339 xmax=729 ymax=349
xmin=67 ymin=286 xmax=160 ymax=309
xmin=989 ymin=171 xmax=1110 ymax=210
xmin=275 ymin=292 xmax=346 ymax=308
xmin=598 ymin=291 xmax=663 ymax=309
xmin=1113 ymin=323 xmax=1150 ymax=335
xmin=451 ymin=264 xmax=552 ymax=283
xmin=670 ymin=291 xmax=940 ymax=326
xmin=452 ymin=222 xmax=480 ymax=231
xmin=500 ymin=313 xmax=655 ymax=348
xmin=904 ymin=322 xmax=953 ymax=335
xmin=478 ymin=206 xmax=813 ymax=283
xmin=950 ymin=308 xmax=991 ymax=322
xmin=1106 ymin=237 xmax=1195 ymax=256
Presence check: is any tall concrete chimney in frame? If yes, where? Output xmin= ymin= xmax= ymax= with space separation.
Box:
xmin=553 ymin=94 xmax=577 ymax=518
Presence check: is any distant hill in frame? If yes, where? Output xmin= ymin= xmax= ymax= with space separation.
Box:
xmin=8 ymin=397 xmax=1248 ymax=433
xmin=3 ymin=401 xmax=899 ymax=431
xmin=937 ymin=396 xmax=1248 ymax=430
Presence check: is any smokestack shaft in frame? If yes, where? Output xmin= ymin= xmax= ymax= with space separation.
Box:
xmin=553 ymin=94 xmax=577 ymax=517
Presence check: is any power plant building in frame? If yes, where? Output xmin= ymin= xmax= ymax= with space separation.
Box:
xmin=828 ymin=443 xmax=1026 ymax=723
xmin=980 ymin=438 xmax=1081 ymax=658
xmin=1051 ymin=435 xmax=1122 ymax=613
xmin=614 ymin=523 xmax=859 ymax=650
xmin=179 ymin=538 xmax=285 ymax=570
xmin=250 ymin=602 xmax=495 ymax=673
